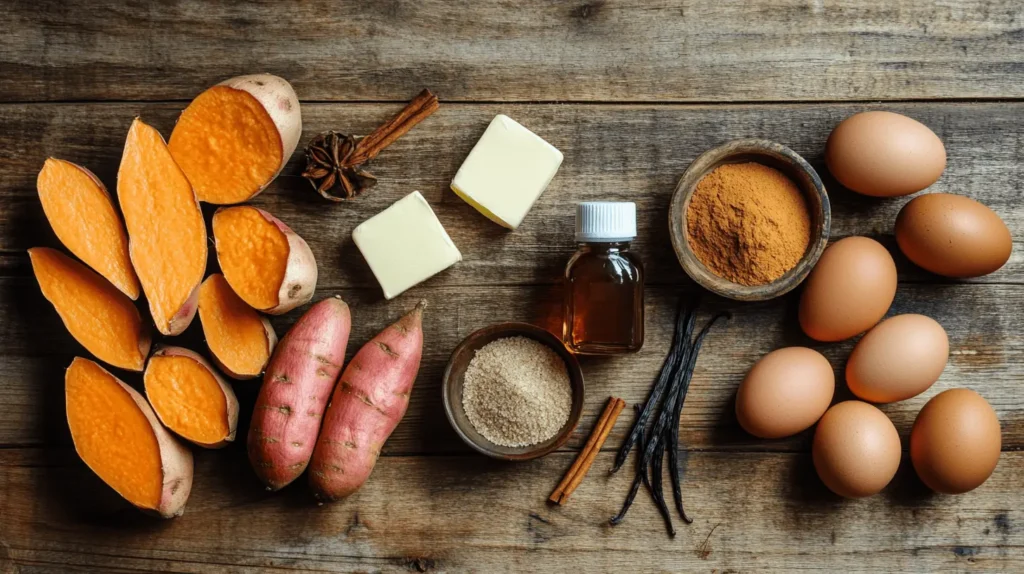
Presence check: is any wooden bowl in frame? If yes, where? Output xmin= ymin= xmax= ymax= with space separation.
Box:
xmin=442 ymin=322 xmax=585 ymax=461
xmin=669 ymin=139 xmax=831 ymax=301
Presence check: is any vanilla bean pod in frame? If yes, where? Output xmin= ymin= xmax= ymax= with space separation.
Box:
xmin=666 ymin=312 xmax=730 ymax=524
xmin=612 ymin=301 xmax=697 ymax=473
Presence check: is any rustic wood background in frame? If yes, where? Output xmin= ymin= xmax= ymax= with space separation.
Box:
xmin=2 ymin=1 xmax=1023 ymax=572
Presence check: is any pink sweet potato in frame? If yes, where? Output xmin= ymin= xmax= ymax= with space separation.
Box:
xmin=247 ymin=297 xmax=351 ymax=490
xmin=309 ymin=301 xmax=425 ymax=502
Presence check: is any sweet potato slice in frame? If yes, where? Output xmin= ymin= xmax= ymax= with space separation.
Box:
xmin=144 ymin=347 xmax=239 ymax=449
xmin=117 ymin=118 xmax=207 ymax=335
xmin=198 ymin=274 xmax=277 ymax=379
xmin=37 ymin=158 xmax=140 ymax=300
xmin=213 ymin=206 xmax=317 ymax=315
xmin=66 ymin=357 xmax=193 ymax=518
xmin=29 ymin=247 xmax=150 ymax=371
xmin=169 ymin=74 xmax=301 ymax=205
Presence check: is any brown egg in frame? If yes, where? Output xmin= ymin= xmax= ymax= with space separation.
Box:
xmin=846 ymin=314 xmax=948 ymax=403
xmin=736 ymin=347 xmax=835 ymax=439
xmin=895 ymin=193 xmax=1012 ymax=278
xmin=812 ymin=401 xmax=902 ymax=498
xmin=825 ymin=111 xmax=946 ymax=197
xmin=910 ymin=389 xmax=1001 ymax=494
xmin=799 ymin=236 xmax=897 ymax=342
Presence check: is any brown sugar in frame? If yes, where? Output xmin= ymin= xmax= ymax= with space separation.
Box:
xmin=686 ymin=162 xmax=811 ymax=286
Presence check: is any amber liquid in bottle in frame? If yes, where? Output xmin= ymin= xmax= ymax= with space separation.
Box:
xmin=563 ymin=242 xmax=645 ymax=354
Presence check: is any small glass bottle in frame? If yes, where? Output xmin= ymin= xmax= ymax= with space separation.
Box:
xmin=563 ymin=202 xmax=645 ymax=355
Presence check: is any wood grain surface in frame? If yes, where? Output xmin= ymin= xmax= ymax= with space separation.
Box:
xmin=2 ymin=1 xmax=1023 ymax=573
xmin=2 ymin=0 xmax=1022 ymax=102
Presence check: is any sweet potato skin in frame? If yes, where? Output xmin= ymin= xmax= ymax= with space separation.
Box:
xmin=248 ymin=297 xmax=351 ymax=490
xmin=146 ymin=346 xmax=239 ymax=449
xmin=66 ymin=357 xmax=194 ymax=518
xmin=309 ymin=301 xmax=425 ymax=502
xmin=265 ymin=209 xmax=317 ymax=315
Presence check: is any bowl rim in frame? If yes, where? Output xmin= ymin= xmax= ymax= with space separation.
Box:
xmin=441 ymin=322 xmax=585 ymax=461
xmin=668 ymin=138 xmax=831 ymax=301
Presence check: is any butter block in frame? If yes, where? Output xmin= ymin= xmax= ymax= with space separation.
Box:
xmin=451 ymin=114 xmax=563 ymax=229
xmin=352 ymin=191 xmax=462 ymax=299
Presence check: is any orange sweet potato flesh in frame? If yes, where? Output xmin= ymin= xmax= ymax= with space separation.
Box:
xmin=145 ymin=353 xmax=231 ymax=446
xmin=37 ymin=158 xmax=141 ymax=300
xmin=118 ymin=118 xmax=207 ymax=335
xmin=66 ymin=357 xmax=164 ymax=510
xmin=198 ymin=274 xmax=275 ymax=379
xmin=212 ymin=206 xmax=289 ymax=311
xmin=29 ymin=247 xmax=150 ymax=371
xmin=168 ymin=86 xmax=283 ymax=205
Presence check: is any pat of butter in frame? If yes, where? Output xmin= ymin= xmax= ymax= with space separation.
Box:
xmin=352 ymin=191 xmax=462 ymax=299
xmin=451 ymin=114 xmax=564 ymax=229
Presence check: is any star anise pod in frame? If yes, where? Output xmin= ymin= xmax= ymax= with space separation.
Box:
xmin=301 ymin=89 xmax=439 ymax=202
xmin=302 ymin=131 xmax=378 ymax=201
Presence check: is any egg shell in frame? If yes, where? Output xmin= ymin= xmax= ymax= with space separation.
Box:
xmin=910 ymin=388 xmax=1001 ymax=494
xmin=895 ymin=193 xmax=1012 ymax=278
xmin=799 ymin=236 xmax=897 ymax=342
xmin=825 ymin=111 xmax=946 ymax=197
xmin=846 ymin=314 xmax=949 ymax=404
xmin=812 ymin=401 xmax=902 ymax=498
xmin=736 ymin=347 xmax=834 ymax=439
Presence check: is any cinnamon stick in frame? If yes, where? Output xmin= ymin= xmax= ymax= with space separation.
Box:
xmin=549 ymin=396 xmax=626 ymax=505
xmin=347 ymin=89 xmax=439 ymax=166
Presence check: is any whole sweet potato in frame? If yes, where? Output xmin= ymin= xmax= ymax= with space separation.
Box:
xmin=248 ymin=297 xmax=351 ymax=490
xmin=309 ymin=301 xmax=425 ymax=502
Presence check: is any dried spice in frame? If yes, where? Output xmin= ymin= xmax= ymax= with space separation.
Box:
xmin=302 ymin=89 xmax=439 ymax=201
xmin=609 ymin=300 xmax=729 ymax=536
xmin=686 ymin=162 xmax=811 ymax=285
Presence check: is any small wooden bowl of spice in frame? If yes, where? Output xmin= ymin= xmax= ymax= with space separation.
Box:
xmin=669 ymin=139 xmax=831 ymax=301
xmin=442 ymin=323 xmax=585 ymax=461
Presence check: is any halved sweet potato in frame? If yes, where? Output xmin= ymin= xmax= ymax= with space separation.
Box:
xmin=29 ymin=247 xmax=150 ymax=371
xmin=198 ymin=274 xmax=277 ymax=379
xmin=66 ymin=357 xmax=193 ymax=518
xmin=212 ymin=206 xmax=316 ymax=315
xmin=169 ymin=74 xmax=302 ymax=205
xmin=37 ymin=158 xmax=140 ymax=300
xmin=144 ymin=347 xmax=239 ymax=449
xmin=117 ymin=118 xmax=207 ymax=335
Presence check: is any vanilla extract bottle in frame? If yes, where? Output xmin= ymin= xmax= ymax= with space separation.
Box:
xmin=563 ymin=202 xmax=645 ymax=355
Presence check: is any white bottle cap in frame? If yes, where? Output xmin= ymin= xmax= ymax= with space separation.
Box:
xmin=575 ymin=202 xmax=637 ymax=242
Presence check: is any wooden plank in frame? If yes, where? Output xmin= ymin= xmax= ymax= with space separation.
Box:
xmin=1 ymin=447 xmax=1021 ymax=572
xmin=4 ymin=281 xmax=1021 ymax=453
xmin=2 ymin=1 xmax=1023 ymax=103
xmin=1 ymin=101 xmax=1022 ymax=284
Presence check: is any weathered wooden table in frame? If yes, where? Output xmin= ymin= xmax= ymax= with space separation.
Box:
xmin=2 ymin=2 xmax=1022 ymax=572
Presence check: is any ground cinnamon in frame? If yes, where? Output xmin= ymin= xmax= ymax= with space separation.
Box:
xmin=686 ymin=162 xmax=810 ymax=286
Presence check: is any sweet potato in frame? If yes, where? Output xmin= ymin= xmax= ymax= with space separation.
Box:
xmin=168 ymin=74 xmax=302 ymax=205
xmin=29 ymin=247 xmax=150 ymax=371
xmin=212 ymin=206 xmax=317 ymax=315
xmin=37 ymin=158 xmax=140 ymax=300
xmin=117 ymin=118 xmax=207 ymax=335
xmin=144 ymin=347 xmax=239 ymax=449
xmin=66 ymin=357 xmax=193 ymax=518
xmin=248 ymin=297 xmax=351 ymax=490
xmin=309 ymin=301 xmax=425 ymax=502
xmin=198 ymin=274 xmax=277 ymax=379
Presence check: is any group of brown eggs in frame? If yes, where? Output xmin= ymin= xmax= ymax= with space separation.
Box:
xmin=735 ymin=111 xmax=1011 ymax=499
